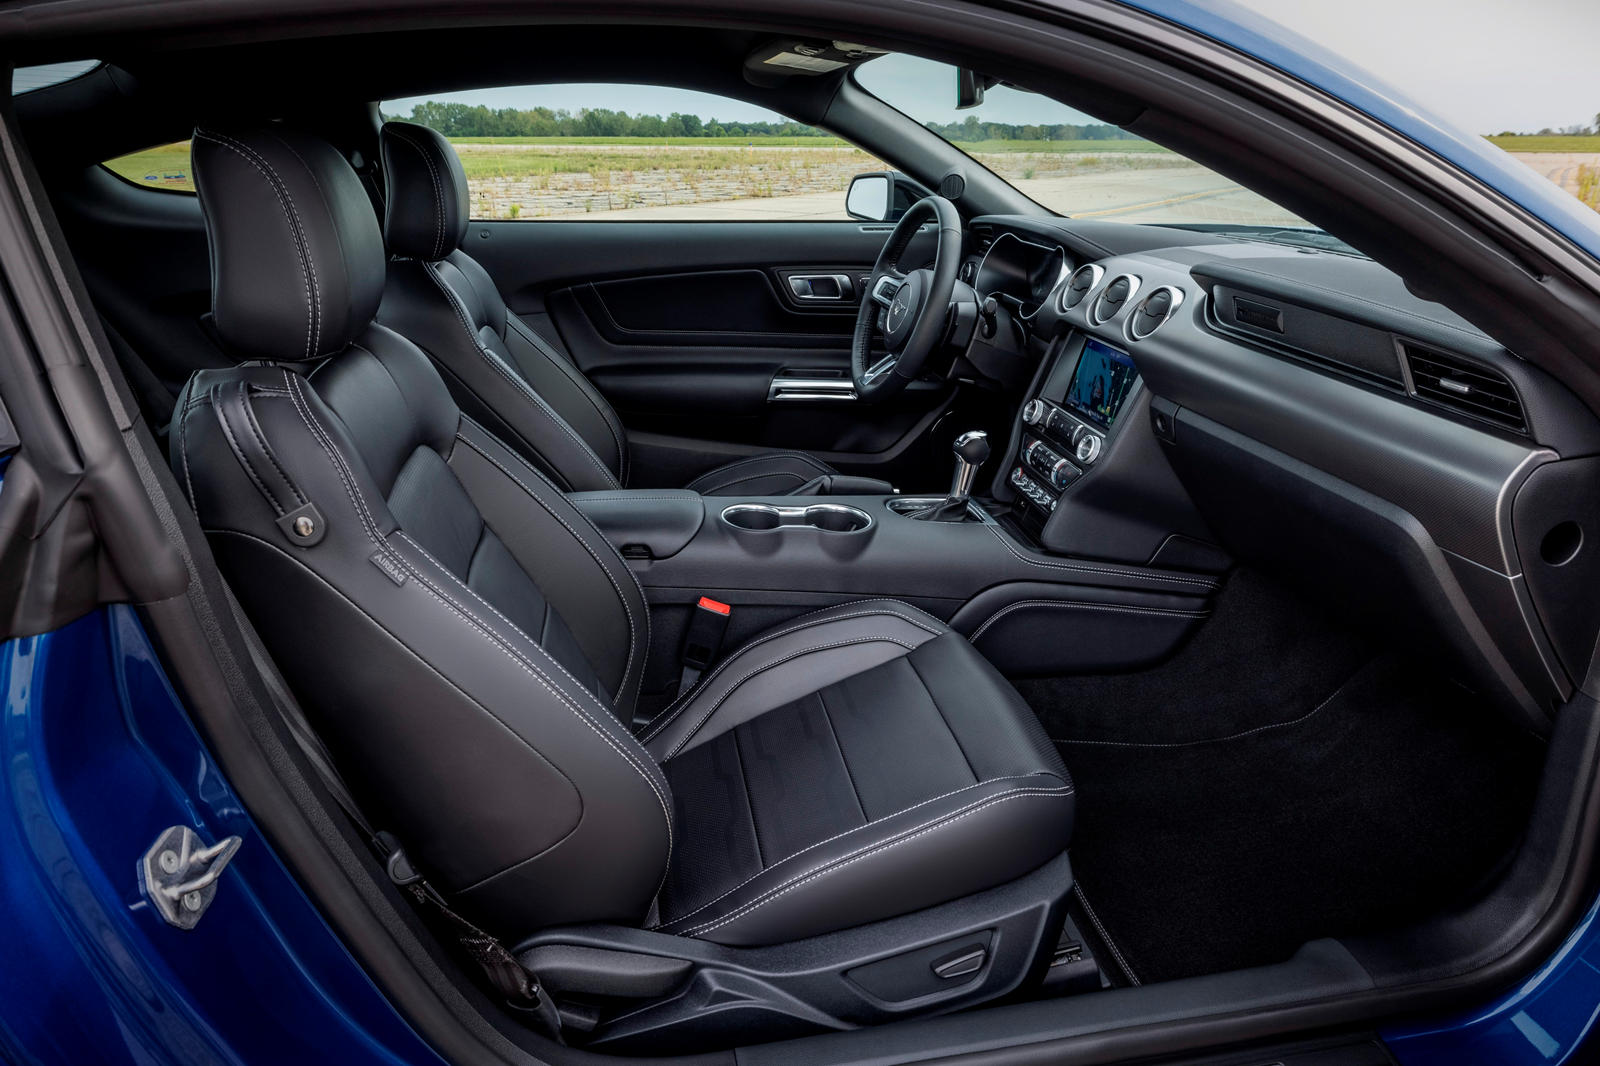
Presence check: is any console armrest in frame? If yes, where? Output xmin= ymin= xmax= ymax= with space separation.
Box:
xmin=570 ymin=490 xmax=705 ymax=560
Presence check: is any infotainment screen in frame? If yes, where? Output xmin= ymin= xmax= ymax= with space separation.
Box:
xmin=1065 ymin=337 xmax=1139 ymax=429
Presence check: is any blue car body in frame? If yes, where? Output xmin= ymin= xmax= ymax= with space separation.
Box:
xmin=3 ymin=3 xmax=1598 ymax=1064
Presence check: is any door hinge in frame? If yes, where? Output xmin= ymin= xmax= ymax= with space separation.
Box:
xmin=139 ymin=825 xmax=242 ymax=930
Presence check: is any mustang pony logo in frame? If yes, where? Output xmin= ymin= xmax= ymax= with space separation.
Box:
xmin=888 ymin=289 xmax=911 ymax=328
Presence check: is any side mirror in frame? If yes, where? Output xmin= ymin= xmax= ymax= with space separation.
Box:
xmin=845 ymin=173 xmax=891 ymax=221
xmin=845 ymin=171 xmax=936 ymax=222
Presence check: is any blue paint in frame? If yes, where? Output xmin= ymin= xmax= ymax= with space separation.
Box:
xmin=0 ymin=606 xmax=447 ymax=1066
xmin=1383 ymin=890 xmax=1600 ymax=1064
xmin=1115 ymin=0 xmax=1600 ymax=262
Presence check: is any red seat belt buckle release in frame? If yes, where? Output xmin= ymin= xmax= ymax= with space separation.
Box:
xmin=680 ymin=597 xmax=731 ymax=692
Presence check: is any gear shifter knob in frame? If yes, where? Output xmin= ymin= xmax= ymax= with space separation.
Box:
xmin=949 ymin=430 xmax=990 ymax=501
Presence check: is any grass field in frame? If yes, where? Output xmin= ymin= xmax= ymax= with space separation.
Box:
xmin=448 ymin=135 xmax=852 ymax=147
xmin=1488 ymin=135 xmax=1600 ymax=153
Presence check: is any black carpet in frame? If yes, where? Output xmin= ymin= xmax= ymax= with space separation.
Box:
xmin=1017 ymin=571 xmax=1546 ymax=985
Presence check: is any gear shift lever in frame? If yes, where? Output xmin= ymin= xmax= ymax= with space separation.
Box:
xmin=904 ymin=430 xmax=989 ymax=521
xmin=948 ymin=430 xmax=990 ymax=503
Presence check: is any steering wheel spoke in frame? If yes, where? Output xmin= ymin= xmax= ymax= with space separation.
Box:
xmin=869 ymin=274 xmax=904 ymax=308
xmin=861 ymin=354 xmax=898 ymax=386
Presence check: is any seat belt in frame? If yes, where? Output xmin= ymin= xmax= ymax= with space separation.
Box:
xmin=220 ymin=585 xmax=564 ymax=1042
xmin=678 ymin=595 xmax=731 ymax=693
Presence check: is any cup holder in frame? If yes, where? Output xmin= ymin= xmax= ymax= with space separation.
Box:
xmin=721 ymin=503 xmax=873 ymax=534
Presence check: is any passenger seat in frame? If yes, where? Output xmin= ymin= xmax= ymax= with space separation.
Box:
xmin=172 ymin=124 xmax=1074 ymax=1046
xmin=375 ymin=120 xmax=865 ymax=496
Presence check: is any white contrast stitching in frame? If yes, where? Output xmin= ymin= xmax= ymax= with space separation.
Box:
xmin=387 ymin=126 xmax=446 ymax=261
xmin=455 ymin=427 xmax=644 ymax=700
xmin=212 ymin=386 xmax=283 ymax=514
xmin=654 ymin=773 xmax=1061 ymax=930
xmin=386 ymin=535 xmax=673 ymax=889
xmin=664 ymin=635 xmax=920 ymax=759
xmin=680 ymin=787 xmax=1073 ymax=938
xmin=639 ymin=602 xmax=943 ymax=744
xmin=506 ymin=314 xmax=628 ymax=482
xmin=194 ymin=131 xmax=316 ymax=359
xmin=1074 ymin=883 xmax=1139 ymax=986
xmin=276 ymin=370 xmax=671 ymax=878
xmin=984 ymin=523 xmax=1218 ymax=590
xmin=425 ymin=261 xmax=619 ymax=489
xmin=1051 ymin=668 xmax=1364 ymax=749
xmin=686 ymin=451 xmax=830 ymax=491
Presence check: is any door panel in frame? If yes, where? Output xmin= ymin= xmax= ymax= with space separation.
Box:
xmin=471 ymin=220 xmax=950 ymax=482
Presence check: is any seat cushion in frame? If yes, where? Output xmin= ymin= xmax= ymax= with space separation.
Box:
xmin=682 ymin=451 xmax=837 ymax=496
xmin=641 ymin=601 xmax=1074 ymax=946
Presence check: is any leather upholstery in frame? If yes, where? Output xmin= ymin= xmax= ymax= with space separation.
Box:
xmin=641 ymin=601 xmax=1073 ymax=946
xmin=175 ymin=124 xmax=1072 ymax=951
xmin=192 ymin=126 xmax=386 ymax=363
xmin=375 ymin=121 xmax=838 ymax=496
xmin=380 ymin=121 xmax=470 ymax=262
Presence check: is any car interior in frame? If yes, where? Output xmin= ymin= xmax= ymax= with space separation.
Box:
xmin=10 ymin=11 xmax=1600 ymax=1066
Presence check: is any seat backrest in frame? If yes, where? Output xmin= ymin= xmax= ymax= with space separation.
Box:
xmin=172 ymin=125 xmax=670 ymax=938
xmin=375 ymin=121 xmax=630 ymax=492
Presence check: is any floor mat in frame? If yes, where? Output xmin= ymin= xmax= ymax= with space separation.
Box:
xmin=1017 ymin=572 xmax=1547 ymax=985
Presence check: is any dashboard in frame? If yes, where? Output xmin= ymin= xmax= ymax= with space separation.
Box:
xmin=955 ymin=213 xmax=1600 ymax=732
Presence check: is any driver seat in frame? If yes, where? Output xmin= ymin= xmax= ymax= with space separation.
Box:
xmin=375 ymin=120 xmax=856 ymax=496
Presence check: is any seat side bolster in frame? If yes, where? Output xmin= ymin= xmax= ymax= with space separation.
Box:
xmin=450 ymin=415 xmax=652 ymax=714
xmin=643 ymin=599 xmax=946 ymax=760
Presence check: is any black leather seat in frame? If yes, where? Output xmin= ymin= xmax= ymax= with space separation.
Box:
xmin=170 ymin=125 xmax=1072 ymax=1034
xmin=374 ymin=119 xmax=848 ymax=496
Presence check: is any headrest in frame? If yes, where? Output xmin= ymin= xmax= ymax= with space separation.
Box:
xmin=380 ymin=121 xmax=470 ymax=262
xmin=192 ymin=126 xmax=385 ymax=363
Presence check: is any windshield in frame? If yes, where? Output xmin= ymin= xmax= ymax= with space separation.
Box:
xmin=854 ymin=54 xmax=1328 ymax=238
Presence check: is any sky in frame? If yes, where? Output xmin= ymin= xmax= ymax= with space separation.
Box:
xmin=385 ymin=1 xmax=1600 ymax=137
xmin=1222 ymin=0 xmax=1600 ymax=134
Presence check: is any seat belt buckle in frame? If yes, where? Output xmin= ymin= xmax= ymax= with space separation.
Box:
xmin=680 ymin=596 xmax=731 ymax=691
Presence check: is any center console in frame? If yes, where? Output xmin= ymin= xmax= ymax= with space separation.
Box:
xmin=570 ymin=483 xmax=1217 ymax=688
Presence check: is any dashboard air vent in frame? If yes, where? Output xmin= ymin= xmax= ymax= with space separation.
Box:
xmin=1059 ymin=264 xmax=1103 ymax=311
xmin=1403 ymin=344 xmax=1526 ymax=434
xmin=1088 ymin=274 xmax=1140 ymax=325
xmin=1126 ymin=286 xmax=1185 ymax=340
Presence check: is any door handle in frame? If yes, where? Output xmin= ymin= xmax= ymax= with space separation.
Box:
xmin=769 ymin=374 xmax=857 ymax=403
xmin=786 ymin=274 xmax=854 ymax=301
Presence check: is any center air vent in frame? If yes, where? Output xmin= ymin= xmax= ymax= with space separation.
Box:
xmin=1403 ymin=343 xmax=1527 ymax=434
xmin=1088 ymin=274 xmax=1140 ymax=325
xmin=1058 ymin=264 xmax=1104 ymax=312
xmin=1126 ymin=285 xmax=1185 ymax=340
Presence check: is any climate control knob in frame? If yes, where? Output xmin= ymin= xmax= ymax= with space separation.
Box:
xmin=1050 ymin=459 xmax=1077 ymax=490
xmin=1075 ymin=433 xmax=1102 ymax=466
xmin=1021 ymin=399 xmax=1047 ymax=426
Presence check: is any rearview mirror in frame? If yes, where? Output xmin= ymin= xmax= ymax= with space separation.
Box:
xmin=957 ymin=69 xmax=999 ymax=110
xmin=845 ymin=173 xmax=890 ymax=221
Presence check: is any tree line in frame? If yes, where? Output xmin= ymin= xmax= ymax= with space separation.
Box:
xmin=395 ymin=100 xmax=1141 ymax=142
xmin=1493 ymin=113 xmax=1600 ymax=137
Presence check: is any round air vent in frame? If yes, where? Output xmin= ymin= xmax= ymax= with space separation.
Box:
xmin=1058 ymin=264 xmax=1104 ymax=312
xmin=1125 ymin=285 xmax=1185 ymax=340
xmin=1088 ymin=273 xmax=1140 ymax=325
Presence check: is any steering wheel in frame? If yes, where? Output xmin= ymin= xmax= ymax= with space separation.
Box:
xmin=851 ymin=194 xmax=963 ymax=402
